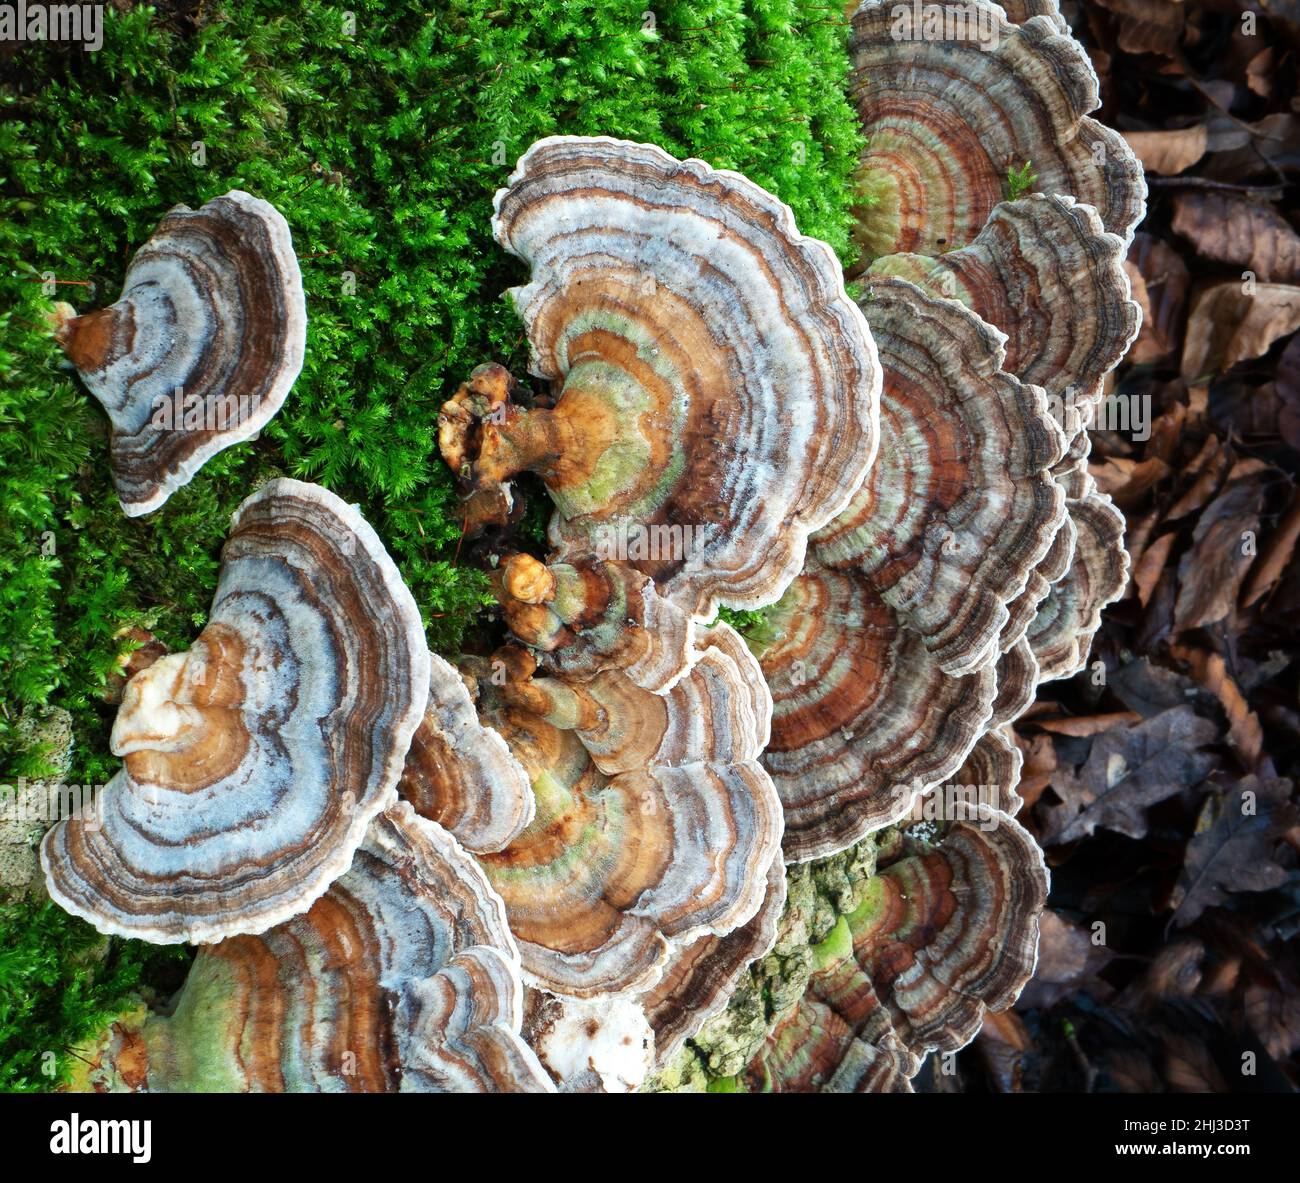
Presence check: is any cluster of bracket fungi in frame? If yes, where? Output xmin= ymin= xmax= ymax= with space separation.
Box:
xmin=45 ymin=0 xmax=1145 ymax=1093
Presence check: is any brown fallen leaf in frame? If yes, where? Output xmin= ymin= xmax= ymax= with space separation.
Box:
xmin=1246 ymin=48 xmax=1274 ymax=99
xmin=1094 ymin=0 xmax=1185 ymax=55
xmin=1182 ymin=282 xmax=1300 ymax=381
xmin=1018 ymin=910 xmax=1114 ymax=1011
xmin=1243 ymin=980 xmax=1300 ymax=1062
xmin=1164 ymin=435 xmax=1226 ymax=522
xmin=1010 ymin=730 xmax=1057 ymax=812
xmin=1126 ymin=234 xmax=1190 ymax=364
xmin=1040 ymin=706 xmax=1220 ymax=844
xmin=974 ymin=1009 xmax=1031 ymax=1093
xmin=1034 ymin=712 xmax=1143 ymax=737
xmin=1161 ymin=1030 xmax=1227 ymax=1093
xmin=1242 ymin=488 xmax=1300 ymax=608
xmin=1173 ymin=476 xmax=1263 ymax=632
xmin=1170 ymin=777 xmax=1296 ymax=925
xmin=1089 ymin=455 xmax=1172 ymax=505
xmin=1172 ymin=192 xmax=1300 ymax=284
xmin=1170 ymin=644 xmax=1264 ymax=769
xmin=1133 ymin=532 xmax=1176 ymax=607
xmin=1275 ymin=333 xmax=1300 ymax=452
xmin=1123 ymin=126 xmax=1207 ymax=175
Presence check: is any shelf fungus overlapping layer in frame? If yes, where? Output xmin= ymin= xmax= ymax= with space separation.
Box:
xmin=399 ymin=653 xmax=535 ymax=854
xmin=810 ymin=277 xmax=1066 ymax=675
xmin=1025 ymin=485 xmax=1130 ymax=681
xmin=753 ymin=560 xmax=997 ymax=863
xmin=468 ymin=623 xmax=783 ymax=999
xmin=849 ymin=0 xmax=1146 ymax=265
xmin=69 ymin=804 xmax=553 ymax=1093
xmin=41 ymin=479 xmax=431 ymax=945
xmin=865 ymin=194 xmax=1141 ymax=409
xmin=440 ymin=135 xmax=880 ymax=677
xmin=745 ymin=809 xmax=1048 ymax=1092
xmin=53 ymin=191 xmax=305 ymax=517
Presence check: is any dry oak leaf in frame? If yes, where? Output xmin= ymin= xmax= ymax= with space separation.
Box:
xmin=1171 ymin=193 xmax=1300 ymax=285
xmin=1171 ymin=776 xmax=1296 ymax=926
xmin=1122 ymin=127 xmax=1207 ymax=176
xmin=1172 ymin=475 xmax=1262 ymax=633
xmin=1126 ymin=234 xmax=1188 ymax=363
xmin=1181 ymin=282 xmax=1300 ymax=381
xmin=1170 ymin=644 xmax=1263 ymax=769
xmin=1040 ymin=705 xmax=1219 ymax=844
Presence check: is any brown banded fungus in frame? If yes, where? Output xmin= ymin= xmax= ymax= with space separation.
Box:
xmin=441 ymin=136 xmax=880 ymax=671
xmin=399 ymin=653 xmax=535 ymax=854
xmin=866 ymin=194 xmax=1141 ymax=411
xmin=810 ymin=277 xmax=1066 ymax=675
xmin=69 ymin=804 xmax=552 ymax=1092
xmin=745 ymin=807 xmax=1047 ymax=1091
xmin=1026 ymin=486 xmax=1130 ymax=681
xmin=42 ymin=479 xmax=430 ymax=944
xmin=52 ymin=191 xmax=306 ymax=517
xmin=467 ymin=624 xmax=783 ymax=998
xmin=849 ymin=0 xmax=1146 ymax=264
xmin=751 ymin=559 xmax=997 ymax=862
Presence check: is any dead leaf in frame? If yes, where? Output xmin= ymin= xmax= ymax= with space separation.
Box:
xmin=1172 ymin=193 xmax=1300 ymax=284
xmin=1018 ymin=910 xmax=1114 ymax=1010
xmin=1034 ymin=712 xmax=1143 ymax=737
xmin=1170 ymin=777 xmax=1296 ymax=925
xmin=1040 ymin=706 xmax=1220 ymax=843
xmin=1246 ymin=48 xmax=1275 ymax=99
xmin=1274 ymin=333 xmax=1300 ymax=451
xmin=1182 ymin=282 xmax=1300 ymax=381
xmin=1089 ymin=456 xmax=1172 ymax=504
xmin=1242 ymin=488 xmax=1300 ymax=608
xmin=1164 ymin=435 xmax=1227 ymax=522
xmin=1243 ymin=980 xmax=1300 ymax=1061
xmin=1123 ymin=126 xmax=1207 ymax=175
xmin=1132 ymin=532 xmax=1176 ymax=607
xmin=1173 ymin=476 xmax=1262 ymax=632
xmin=1109 ymin=657 xmax=1199 ymax=718
xmin=974 ymin=1010 xmax=1031 ymax=1093
xmin=1127 ymin=234 xmax=1189 ymax=363
xmin=1094 ymin=0 xmax=1185 ymax=55
xmin=1170 ymin=644 xmax=1264 ymax=768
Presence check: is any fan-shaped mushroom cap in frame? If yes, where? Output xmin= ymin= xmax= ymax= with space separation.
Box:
xmin=753 ymin=560 xmax=996 ymax=862
xmin=849 ymin=0 xmax=1146 ymax=263
xmin=41 ymin=479 xmax=430 ymax=944
xmin=950 ymin=727 xmax=1025 ymax=817
xmin=54 ymin=191 xmax=305 ymax=517
xmin=1000 ymin=505 xmax=1077 ymax=650
xmin=641 ymin=857 xmax=787 ymax=1067
xmin=523 ymin=990 xmax=655 ymax=1093
xmin=810 ymin=277 xmax=1066 ymax=675
xmin=473 ymin=626 xmax=783 ymax=997
xmin=990 ymin=636 xmax=1040 ymax=729
xmin=866 ymin=195 xmax=1141 ymax=407
xmin=1028 ymin=489 xmax=1129 ymax=680
xmin=399 ymin=653 xmax=534 ymax=854
xmin=444 ymin=136 xmax=880 ymax=621
xmin=746 ymin=809 xmax=1047 ymax=1090
xmin=70 ymin=804 xmax=553 ymax=1092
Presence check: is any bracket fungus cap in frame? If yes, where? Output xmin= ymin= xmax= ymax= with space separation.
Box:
xmin=399 ymin=653 xmax=535 ymax=854
xmin=54 ymin=191 xmax=306 ymax=517
xmin=447 ymin=135 xmax=880 ymax=624
xmin=849 ymin=0 xmax=1146 ymax=263
xmin=42 ymin=479 xmax=431 ymax=944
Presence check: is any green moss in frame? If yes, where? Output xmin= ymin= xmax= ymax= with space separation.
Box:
xmin=1006 ymin=159 xmax=1038 ymax=201
xmin=1 ymin=0 xmax=865 ymax=1091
